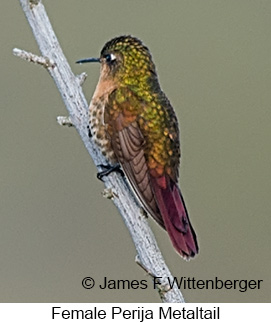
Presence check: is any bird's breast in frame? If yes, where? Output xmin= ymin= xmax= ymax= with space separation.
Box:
xmin=89 ymin=98 xmax=116 ymax=163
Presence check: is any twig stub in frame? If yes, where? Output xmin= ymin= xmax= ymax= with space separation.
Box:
xmin=13 ymin=48 xmax=55 ymax=69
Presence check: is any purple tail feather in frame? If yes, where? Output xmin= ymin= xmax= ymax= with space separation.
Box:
xmin=151 ymin=176 xmax=198 ymax=259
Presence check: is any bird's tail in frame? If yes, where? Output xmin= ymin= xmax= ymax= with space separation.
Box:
xmin=151 ymin=176 xmax=199 ymax=259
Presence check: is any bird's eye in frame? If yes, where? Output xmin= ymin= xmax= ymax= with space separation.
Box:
xmin=105 ymin=53 xmax=117 ymax=63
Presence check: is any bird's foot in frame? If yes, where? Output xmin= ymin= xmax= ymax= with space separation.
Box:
xmin=87 ymin=125 xmax=92 ymax=138
xmin=97 ymin=164 xmax=124 ymax=181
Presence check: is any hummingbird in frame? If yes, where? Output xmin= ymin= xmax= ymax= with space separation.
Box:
xmin=76 ymin=35 xmax=198 ymax=259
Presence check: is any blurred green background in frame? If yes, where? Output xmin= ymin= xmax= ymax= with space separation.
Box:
xmin=1 ymin=0 xmax=270 ymax=302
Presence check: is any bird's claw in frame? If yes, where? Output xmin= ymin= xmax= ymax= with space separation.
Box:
xmin=97 ymin=164 xmax=124 ymax=181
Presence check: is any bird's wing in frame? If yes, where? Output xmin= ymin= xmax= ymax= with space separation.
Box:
xmin=108 ymin=114 xmax=165 ymax=228
xmin=104 ymin=90 xmax=164 ymax=228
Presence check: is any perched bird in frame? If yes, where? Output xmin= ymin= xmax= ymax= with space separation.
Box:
xmin=77 ymin=35 xmax=198 ymax=259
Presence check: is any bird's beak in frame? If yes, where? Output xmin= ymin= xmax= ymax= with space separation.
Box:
xmin=76 ymin=57 xmax=100 ymax=64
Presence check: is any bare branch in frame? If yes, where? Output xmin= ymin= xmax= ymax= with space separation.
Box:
xmin=76 ymin=72 xmax=88 ymax=86
xmin=13 ymin=48 xmax=55 ymax=68
xmin=15 ymin=0 xmax=185 ymax=303
xmin=56 ymin=116 xmax=74 ymax=127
